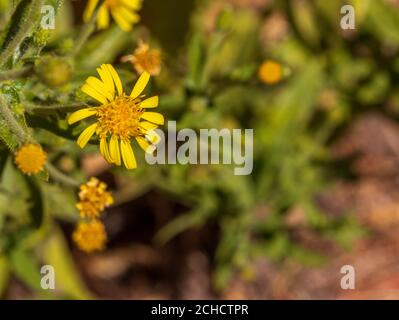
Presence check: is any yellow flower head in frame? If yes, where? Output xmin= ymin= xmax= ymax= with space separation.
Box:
xmin=14 ymin=144 xmax=47 ymax=175
xmin=76 ymin=177 xmax=113 ymax=218
xmin=84 ymin=0 xmax=141 ymax=32
xmin=73 ymin=219 xmax=107 ymax=253
xmin=68 ymin=64 xmax=163 ymax=169
xmin=122 ymin=40 xmax=162 ymax=76
xmin=258 ymin=60 xmax=283 ymax=85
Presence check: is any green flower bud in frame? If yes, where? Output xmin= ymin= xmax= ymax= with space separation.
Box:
xmin=35 ymin=55 xmax=73 ymax=88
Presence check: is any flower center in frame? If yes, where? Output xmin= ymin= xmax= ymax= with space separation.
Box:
xmin=96 ymin=95 xmax=143 ymax=140
xmin=136 ymin=51 xmax=160 ymax=72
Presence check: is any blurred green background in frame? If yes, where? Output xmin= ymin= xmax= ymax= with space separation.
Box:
xmin=1 ymin=0 xmax=399 ymax=299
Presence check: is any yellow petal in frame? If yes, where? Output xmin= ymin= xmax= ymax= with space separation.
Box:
xmin=117 ymin=6 xmax=140 ymax=23
xmin=141 ymin=112 xmax=164 ymax=125
xmin=139 ymin=121 xmax=158 ymax=133
xmin=120 ymin=140 xmax=137 ymax=169
xmin=140 ymin=96 xmax=159 ymax=108
xmin=136 ymin=136 xmax=156 ymax=154
xmin=146 ymin=130 xmax=161 ymax=144
xmin=131 ymin=72 xmax=150 ymax=99
xmin=83 ymin=0 xmax=99 ymax=22
xmin=77 ymin=123 xmax=97 ymax=148
xmin=105 ymin=64 xmax=123 ymax=96
xmin=120 ymin=0 xmax=141 ymax=10
xmin=68 ymin=108 xmax=96 ymax=125
xmin=97 ymin=65 xmax=115 ymax=98
xmin=109 ymin=135 xmax=121 ymax=165
xmin=97 ymin=5 xmax=109 ymax=29
xmin=81 ymin=83 xmax=107 ymax=104
xmin=111 ymin=9 xmax=132 ymax=32
xmin=100 ymin=136 xmax=113 ymax=163
xmin=86 ymin=76 xmax=113 ymax=101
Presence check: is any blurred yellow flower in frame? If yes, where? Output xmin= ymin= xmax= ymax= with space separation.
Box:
xmin=122 ymin=40 xmax=162 ymax=76
xmin=84 ymin=0 xmax=141 ymax=32
xmin=76 ymin=177 xmax=113 ymax=219
xmin=73 ymin=219 xmax=107 ymax=253
xmin=68 ymin=64 xmax=163 ymax=169
xmin=258 ymin=60 xmax=283 ymax=85
xmin=14 ymin=144 xmax=47 ymax=175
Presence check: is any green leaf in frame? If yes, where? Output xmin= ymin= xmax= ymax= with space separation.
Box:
xmin=366 ymin=0 xmax=399 ymax=44
xmin=291 ymin=244 xmax=326 ymax=266
xmin=24 ymin=176 xmax=44 ymax=229
xmin=0 ymin=157 xmax=31 ymax=218
xmin=42 ymin=227 xmax=92 ymax=299
xmin=291 ymin=0 xmax=320 ymax=48
xmin=0 ymin=255 xmax=10 ymax=298
xmin=261 ymin=233 xmax=290 ymax=261
xmin=186 ymin=32 xmax=204 ymax=90
xmin=9 ymin=247 xmax=42 ymax=291
xmin=43 ymin=183 xmax=78 ymax=222
xmin=76 ymin=26 xmax=131 ymax=69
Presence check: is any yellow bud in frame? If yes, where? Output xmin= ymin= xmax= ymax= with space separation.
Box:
xmin=258 ymin=60 xmax=283 ymax=85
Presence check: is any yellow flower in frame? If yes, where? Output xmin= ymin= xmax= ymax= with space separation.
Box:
xmin=84 ymin=0 xmax=141 ymax=32
xmin=122 ymin=40 xmax=162 ymax=76
xmin=68 ymin=64 xmax=163 ymax=169
xmin=14 ymin=144 xmax=47 ymax=175
xmin=73 ymin=219 xmax=107 ymax=253
xmin=76 ymin=177 xmax=113 ymax=219
xmin=258 ymin=60 xmax=283 ymax=85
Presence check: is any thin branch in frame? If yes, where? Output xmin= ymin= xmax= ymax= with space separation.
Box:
xmin=25 ymin=101 xmax=87 ymax=113
xmin=45 ymin=163 xmax=81 ymax=187
xmin=0 ymin=65 xmax=33 ymax=82
xmin=72 ymin=0 xmax=105 ymax=57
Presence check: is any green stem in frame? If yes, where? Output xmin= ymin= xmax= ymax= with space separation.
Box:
xmin=0 ymin=94 xmax=80 ymax=187
xmin=0 ymin=65 xmax=33 ymax=82
xmin=0 ymin=94 xmax=28 ymax=142
xmin=45 ymin=163 xmax=81 ymax=187
xmin=0 ymin=0 xmax=44 ymax=69
xmin=72 ymin=0 xmax=104 ymax=57
xmin=25 ymin=101 xmax=86 ymax=113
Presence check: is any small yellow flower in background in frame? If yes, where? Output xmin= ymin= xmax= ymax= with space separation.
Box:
xmin=258 ymin=60 xmax=283 ymax=85
xmin=14 ymin=144 xmax=47 ymax=175
xmin=84 ymin=0 xmax=141 ymax=32
xmin=121 ymin=40 xmax=162 ymax=76
xmin=76 ymin=177 xmax=113 ymax=218
xmin=68 ymin=64 xmax=163 ymax=169
xmin=73 ymin=219 xmax=107 ymax=253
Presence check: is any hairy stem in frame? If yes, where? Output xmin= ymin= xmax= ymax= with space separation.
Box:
xmin=0 ymin=0 xmax=44 ymax=69
xmin=0 ymin=94 xmax=80 ymax=187
xmin=0 ymin=94 xmax=28 ymax=142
